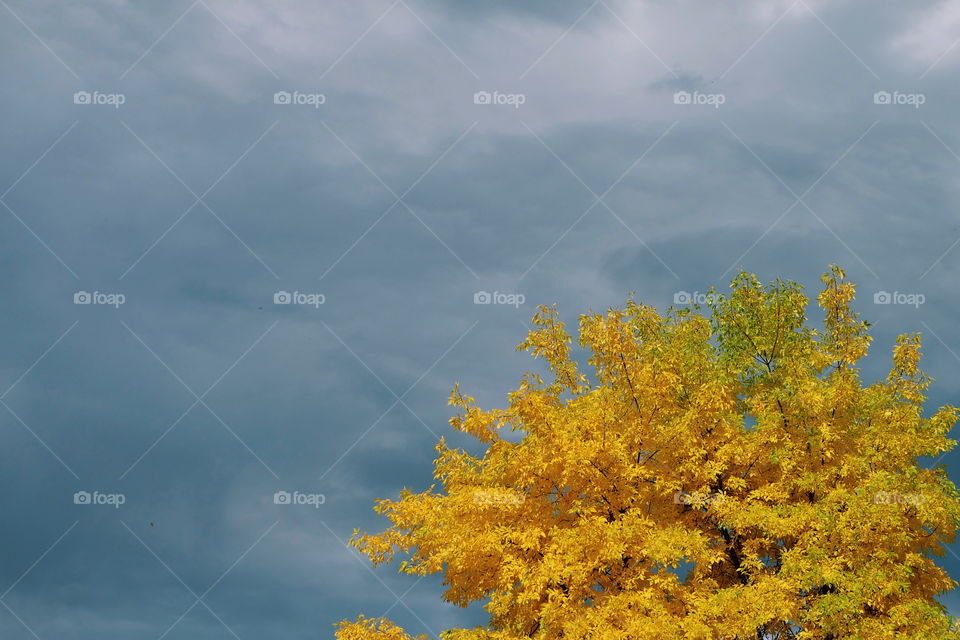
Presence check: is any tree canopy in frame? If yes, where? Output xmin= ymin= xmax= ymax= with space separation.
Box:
xmin=336 ymin=267 xmax=960 ymax=640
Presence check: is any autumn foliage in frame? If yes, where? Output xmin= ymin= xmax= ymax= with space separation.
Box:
xmin=336 ymin=268 xmax=960 ymax=639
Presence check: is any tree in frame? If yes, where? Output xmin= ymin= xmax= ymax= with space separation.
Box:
xmin=335 ymin=267 xmax=960 ymax=640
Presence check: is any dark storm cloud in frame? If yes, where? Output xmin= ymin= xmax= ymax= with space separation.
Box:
xmin=2 ymin=0 xmax=960 ymax=637
xmin=428 ymin=0 xmax=603 ymax=24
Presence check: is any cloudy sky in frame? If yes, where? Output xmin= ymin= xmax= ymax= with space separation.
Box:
xmin=3 ymin=0 xmax=960 ymax=637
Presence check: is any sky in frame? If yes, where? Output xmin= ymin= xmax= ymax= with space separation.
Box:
xmin=2 ymin=0 xmax=960 ymax=637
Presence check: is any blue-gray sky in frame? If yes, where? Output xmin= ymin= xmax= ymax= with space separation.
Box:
xmin=2 ymin=1 xmax=960 ymax=637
